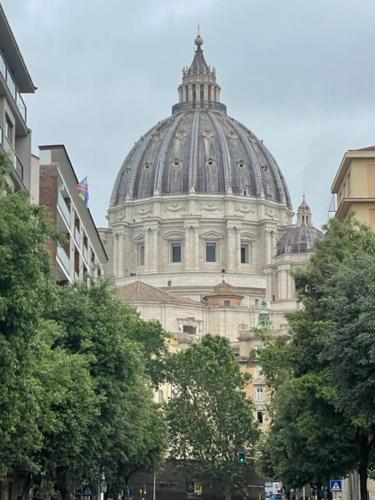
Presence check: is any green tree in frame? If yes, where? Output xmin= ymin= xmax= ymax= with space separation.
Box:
xmin=258 ymin=216 xmax=375 ymax=500
xmin=0 ymin=158 xmax=168 ymax=497
xmin=258 ymin=373 xmax=357 ymax=492
xmin=47 ymin=282 xmax=168 ymax=495
xmin=165 ymin=335 xmax=259 ymax=500
xmin=27 ymin=320 xmax=98 ymax=499
xmin=0 ymin=153 xmax=58 ymax=476
xmin=318 ymin=253 xmax=375 ymax=499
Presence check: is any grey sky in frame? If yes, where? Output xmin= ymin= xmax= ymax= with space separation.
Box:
xmin=3 ymin=0 xmax=375 ymax=229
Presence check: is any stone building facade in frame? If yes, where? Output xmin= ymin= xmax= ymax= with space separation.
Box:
xmin=99 ymin=35 xmax=322 ymax=426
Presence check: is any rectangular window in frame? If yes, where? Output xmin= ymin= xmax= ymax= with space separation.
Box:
xmin=370 ymin=209 xmax=375 ymax=230
xmin=224 ymin=300 xmax=230 ymax=308
xmin=240 ymin=244 xmax=250 ymax=264
xmin=257 ymin=411 xmax=264 ymax=424
xmin=158 ymin=389 xmax=164 ymax=404
xmin=5 ymin=114 xmax=13 ymax=145
xmin=255 ymin=387 xmax=264 ymax=401
xmin=183 ymin=325 xmax=196 ymax=334
xmin=367 ymin=165 xmax=375 ymax=198
xmin=206 ymin=242 xmax=216 ymax=262
xmin=171 ymin=243 xmax=182 ymax=263
xmin=138 ymin=244 xmax=145 ymax=266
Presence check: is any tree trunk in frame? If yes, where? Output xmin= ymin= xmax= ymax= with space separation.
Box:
xmin=224 ymin=485 xmax=232 ymax=500
xmin=358 ymin=433 xmax=370 ymax=500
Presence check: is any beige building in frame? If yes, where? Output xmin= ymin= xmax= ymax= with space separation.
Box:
xmin=100 ymin=35 xmax=322 ymax=426
xmin=39 ymin=145 xmax=107 ymax=284
xmin=0 ymin=3 xmax=38 ymax=198
xmin=331 ymin=145 xmax=375 ymax=228
xmin=332 ymin=147 xmax=375 ymax=500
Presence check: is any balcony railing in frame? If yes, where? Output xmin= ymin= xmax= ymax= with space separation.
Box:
xmin=0 ymin=134 xmax=24 ymax=182
xmin=83 ymin=245 xmax=89 ymax=264
xmin=57 ymin=245 xmax=71 ymax=276
xmin=57 ymin=191 xmax=71 ymax=226
xmin=16 ymin=156 xmax=24 ymax=180
xmin=0 ymin=51 xmax=27 ymax=123
xmin=74 ymin=226 xmax=81 ymax=246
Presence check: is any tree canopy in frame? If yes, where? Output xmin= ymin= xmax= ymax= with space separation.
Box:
xmin=0 ymin=157 xmax=168 ymax=498
xmin=257 ymin=216 xmax=375 ymax=500
xmin=165 ymin=334 xmax=259 ymax=500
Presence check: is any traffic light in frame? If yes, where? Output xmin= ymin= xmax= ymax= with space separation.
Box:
xmin=238 ymin=452 xmax=246 ymax=464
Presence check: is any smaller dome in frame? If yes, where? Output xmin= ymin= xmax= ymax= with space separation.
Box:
xmin=276 ymin=225 xmax=323 ymax=256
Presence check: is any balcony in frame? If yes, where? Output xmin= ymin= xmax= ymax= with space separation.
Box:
xmin=0 ymin=51 xmax=27 ymax=123
xmin=57 ymin=191 xmax=71 ymax=226
xmin=83 ymin=245 xmax=89 ymax=264
xmin=74 ymin=226 xmax=81 ymax=246
xmin=0 ymin=130 xmax=25 ymax=185
xmin=57 ymin=245 xmax=71 ymax=278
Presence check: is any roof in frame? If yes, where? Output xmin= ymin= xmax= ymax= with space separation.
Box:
xmin=119 ymin=281 xmax=201 ymax=306
xmin=350 ymin=145 xmax=375 ymax=152
xmin=0 ymin=4 xmax=35 ymax=92
xmin=331 ymin=147 xmax=375 ymax=193
xmin=276 ymin=225 xmax=323 ymax=256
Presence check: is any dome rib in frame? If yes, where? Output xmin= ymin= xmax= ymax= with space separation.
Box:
xmin=257 ymin=143 xmax=284 ymax=203
xmin=125 ymin=120 xmax=167 ymax=201
xmin=228 ymin=118 xmax=265 ymax=198
xmin=188 ymin=111 xmax=200 ymax=192
xmin=208 ymin=111 xmax=233 ymax=194
xmin=154 ymin=113 xmax=185 ymax=196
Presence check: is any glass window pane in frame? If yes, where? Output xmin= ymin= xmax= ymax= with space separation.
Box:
xmin=172 ymin=244 xmax=181 ymax=263
xmin=138 ymin=245 xmax=145 ymax=266
xmin=241 ymin=244 xmax=249 ymax=264
xmin=206 ymin=243 xmax=216 ymax=262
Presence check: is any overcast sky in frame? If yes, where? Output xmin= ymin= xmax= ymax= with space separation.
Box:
xmin=3 ymin=0 xmax=375 ymax=229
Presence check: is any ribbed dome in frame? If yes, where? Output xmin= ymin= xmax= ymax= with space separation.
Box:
xmin=110 ymin=36 xmax=291 ymax=208
xmin=276 ymin=225 xmax=323 ymax=256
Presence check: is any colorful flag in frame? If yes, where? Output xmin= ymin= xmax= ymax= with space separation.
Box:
xmin=76 ymin=177 xmax=89 ymax=207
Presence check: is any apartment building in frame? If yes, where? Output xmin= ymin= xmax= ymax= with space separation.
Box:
xmin=39 ymin=145 xmax=107 ymax=283
xmin=331 ymin=146 xmax=375 ymax=229
xmin=0 ymin=4 xmax=37 ymax=198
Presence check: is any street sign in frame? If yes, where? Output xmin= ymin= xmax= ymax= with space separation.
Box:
xmin=82 ymin=485 xmax=95 ymax=497
xmin=272 ymin=482 xmax=282 ymax=494
xmin=329 ymin=480 xmax=342 ymax=492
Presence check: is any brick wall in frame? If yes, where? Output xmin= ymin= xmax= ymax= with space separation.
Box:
xmin=39 ymin=165 xmax=58 ymax=262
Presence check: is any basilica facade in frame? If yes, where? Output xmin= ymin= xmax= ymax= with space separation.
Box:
xmin=99 ymin=35 xmax=322 ymax=424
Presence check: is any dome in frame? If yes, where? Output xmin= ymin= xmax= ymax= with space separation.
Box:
xmin=110 ymin=37 xmax=291 ymax=208
xmin=276 ymin=225 xmax=323 ymax=256
xmin=276 ymin=197 xmax=323 ymax=256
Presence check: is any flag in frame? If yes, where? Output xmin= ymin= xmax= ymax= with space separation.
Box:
xmin=76 ymin=177 xmax=89 ymax=207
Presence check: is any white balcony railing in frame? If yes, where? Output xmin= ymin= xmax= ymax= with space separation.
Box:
xmin=1 ymin=136 xmax=24 ymax=181
xmin=0 ymin=51 xmax=27 ymax=123
xmin=57 ymin=191 xmax=71 ymax=226
xmin=57 ymin=246 xmax=70 ymax=276
xmin=74 ymin=226 xmax=81 ymax=246
xmin=83 ymin=245 xmax=89 ymax=263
